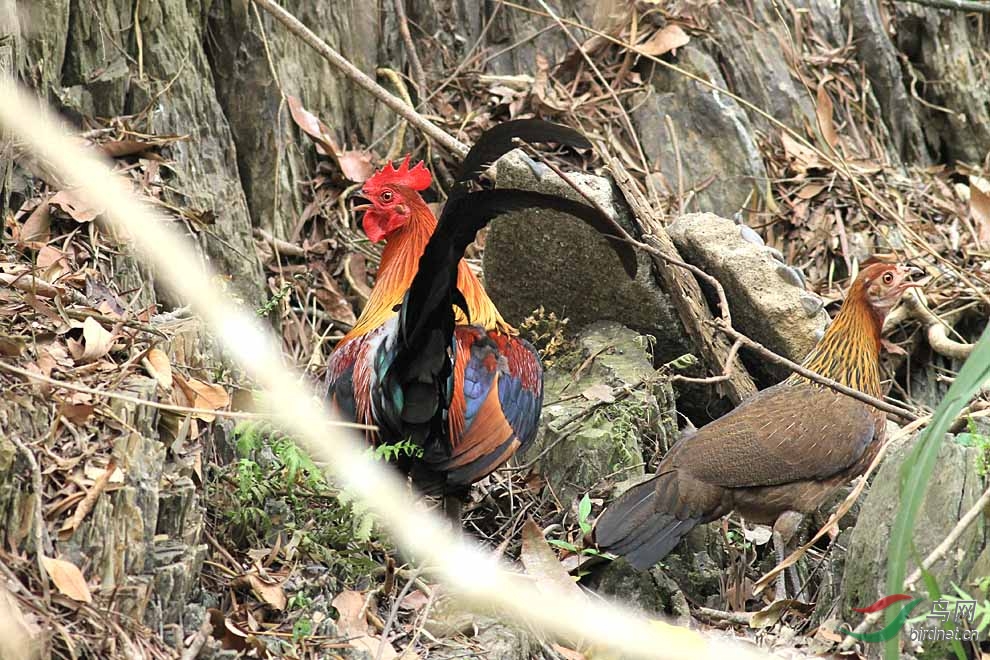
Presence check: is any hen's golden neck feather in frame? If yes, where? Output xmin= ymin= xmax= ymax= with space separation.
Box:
xmin=787 ymin=279 xmax=883 ymax=398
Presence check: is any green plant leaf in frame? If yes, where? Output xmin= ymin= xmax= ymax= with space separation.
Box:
xmin=885 ymin=326 xmax=990 ymax=660
xmin=547 ymin=539 xmax=580 ymax=553
xmin=578 ymin=493 xmax=593 ymax=534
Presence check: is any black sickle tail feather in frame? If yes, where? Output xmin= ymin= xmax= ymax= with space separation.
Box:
xmin=377 ymin=189 xmax=612 ymax=461
xmin=451 ymin=119 xmax=636 ymax=278
xmin=593 ymin=476 xmax=702 ymax=570
xmin=453 ymin=119 xmax=591 ymax=187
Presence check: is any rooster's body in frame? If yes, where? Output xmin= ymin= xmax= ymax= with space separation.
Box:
xmin=326 ymin=121 xmax=634 ymax=507
xmin=594 ymin=263 xmax=921 ymax=570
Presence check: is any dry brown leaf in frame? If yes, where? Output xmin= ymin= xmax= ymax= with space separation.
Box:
xmin=59 ymin=402 xmax=94 ymax=425
xmin=40 ymin=555 xmax=93 ymax=603
xmin=287 ymin=95 xmax=339 ymax=157
xmin=815 ymin=79 xmax=839 ymax=149
xmin=144 ymin=348 xmax=173 ymax=390
xmin=244 ymin=573 xmax=287 ymax=611
xmin=749 ymin=598 xmax=813 ymax=628
xmin=970 ymin=177 xmax=990 ymax=246
xmin=795 ymin=182 xmax=826 ymax=200
xmin=332 ymin=589 xmax=370 ymax=637
xmin=639 ymin=24 xmax=690 ymax=56
xmin=580 ymin=383 xmax=615 ymax=403
xmin=351 ymin=635 xmax=398 ymax=660
xmin=36 ymin=245 xmax=69 ymax=280
xmin=50 ymin=190 xmax=100 ymax=223
xmin=780 ymin=131 xmax=821 ymax=173
xmin=98 ymin=139 xmax=156 ymax=158
xmin=520 ymin=518 xmax=585 ymax=602
xmin=67 ymin=317 xmax=115 ymax=363
xmin=552 ymin=644 xmax=586 ymax=660
xmin=173 ymin=373 xmax=229 ymax=421
xmin=338 ymin=150 xmax=375 ymax=183
xmin=21 ymin=201 xmax=51 ymax=242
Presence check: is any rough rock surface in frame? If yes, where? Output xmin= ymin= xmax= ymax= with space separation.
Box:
xmin=836 ymin=433 xmax=989 ymax=658
xmin=633 ymin=46 xmax=769 ymax=218
xmin=527 ymin=321 xmax=677 ymax=504
xmin=483 ymin=151 xmax=693 ymax=363
xmin=667 ymin=212 xmax=830 ymax=383
xmin=586 ymin=558 xmax=691 ymax=626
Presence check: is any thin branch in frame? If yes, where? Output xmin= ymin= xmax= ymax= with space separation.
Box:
xmin=8 ymin=435 xmax=51 ymax=604
xmin=391 ymin=0 xmax=428 ymax=99
xmin=894 ymin=0 xmax=990 ymax=12
xmin=717 ymin=323 xmax=920 ymax=422
xmin=0 ymin=358 xmax=377 ymax=429
xmin=250 ymin=0 xmax=468 ymax=158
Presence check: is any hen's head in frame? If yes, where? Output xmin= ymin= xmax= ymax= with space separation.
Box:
xmin=852 ymin=262 xmax=924 ymax=318
xmin=356 ymin=156 xmax=432 ymax=242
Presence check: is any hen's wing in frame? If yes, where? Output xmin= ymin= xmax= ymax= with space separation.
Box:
xmin=673 ymin=383 xmax=879 ymax=488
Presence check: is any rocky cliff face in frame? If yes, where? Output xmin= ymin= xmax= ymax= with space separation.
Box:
xmin=0 ymin=0 xmax=987 ymax=657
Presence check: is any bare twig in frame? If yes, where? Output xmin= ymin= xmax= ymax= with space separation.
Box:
xmin=0 ymin=358 xmax=377 ymax=429
xmin=250 ymin=0 xmax=468 ymax=158
xmin=900 ymin=289 xmax=974 ymax=360
xmin=8 ymin=435 xmax=51 ymax=604
xmin=717 ymin=323 xmax=919 ymax=422
xmin=254 ymin=228 xmax=306 ymax=258
xmin=694 ymin=606 xmax=754 ymax=626
xmin=391 ymin=0 xmax=428 ymax=98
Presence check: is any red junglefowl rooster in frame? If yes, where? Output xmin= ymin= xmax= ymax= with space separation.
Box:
xmin=326 ymin=120 xmax=636 ymax=520
xmin=594 ymin=262 xmax=922 ymax=590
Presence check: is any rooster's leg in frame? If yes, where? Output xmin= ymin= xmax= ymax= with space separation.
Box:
xmin=443 ymin=493 xmax=463 ymax=526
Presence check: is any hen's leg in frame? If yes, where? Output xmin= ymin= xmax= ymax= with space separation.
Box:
xmin=772 ymin=511 xmax=804 ymax=599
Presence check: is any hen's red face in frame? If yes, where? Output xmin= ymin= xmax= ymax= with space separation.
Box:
xmin=858 ymin=263 xmax=924 ymax=316
xmin=355 ymin=156 xmax=432 ymax=243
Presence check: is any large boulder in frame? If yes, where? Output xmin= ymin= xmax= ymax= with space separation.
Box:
xmin=631 ymin=45 xmax=768 ymax=218
xmin=526 ymin=322 xmax=677 ymax=504
xmin=667 ymin=212 xmax=830 ymax=383
xmin=484 ymin=151 xmax=693 ymax=364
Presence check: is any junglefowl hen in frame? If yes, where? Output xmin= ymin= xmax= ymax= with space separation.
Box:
xmin=594 ymin=262 xmax=922 ymax=572
xmin=326 ymin=120 xmax=635 ymax=518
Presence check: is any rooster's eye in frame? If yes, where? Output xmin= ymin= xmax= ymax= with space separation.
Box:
xmin=381 ymin=191 xmax=393 ymax=203
xmin=882 ymin=272 xmax=894 ymax=284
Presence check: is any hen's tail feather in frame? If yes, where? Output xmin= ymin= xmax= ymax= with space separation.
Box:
xmin=594 ymin=476 xmax=701 ymax=570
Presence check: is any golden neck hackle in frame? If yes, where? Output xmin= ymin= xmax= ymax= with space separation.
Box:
xmin=786 ymin=283 xmax=883 ymax=398
xmin=339 ymin=201 xmax=513 ymax=347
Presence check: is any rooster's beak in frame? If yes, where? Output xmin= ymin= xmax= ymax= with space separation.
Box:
xmin=349 ymin=189 xmax=371 ymax=213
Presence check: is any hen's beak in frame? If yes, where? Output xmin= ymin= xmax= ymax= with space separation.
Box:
xmin=901 ymin=265 xmax=925 ymax=289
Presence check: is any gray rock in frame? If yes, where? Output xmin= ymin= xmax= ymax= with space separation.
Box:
xmin=527 ymin=322 xmax=677 ymax=503
xmin=586 ymin=559 xmax=691 ymax=626
xmin=632 ymin=45 xmax=769 ymax=218
xmin=483 ymin=150 xmax=693 ymax=363
xmin=838 ymin=433 xmax=989 ymax=658
xmin=667 ymin=212 xmax=830 ymax=383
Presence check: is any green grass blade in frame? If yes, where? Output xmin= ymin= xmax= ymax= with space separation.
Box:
xmin=885 ymin=325 xmax=990 ymax=660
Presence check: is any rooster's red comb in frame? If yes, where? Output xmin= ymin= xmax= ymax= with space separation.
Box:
xmin=365 ymin=155 xmax=432 ymax=192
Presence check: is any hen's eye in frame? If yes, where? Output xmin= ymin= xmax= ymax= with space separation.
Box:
xmin=380 ymin=190 xmax=393 ymax=202
xmin=882 ymin=272 xmax=894 ymax=284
